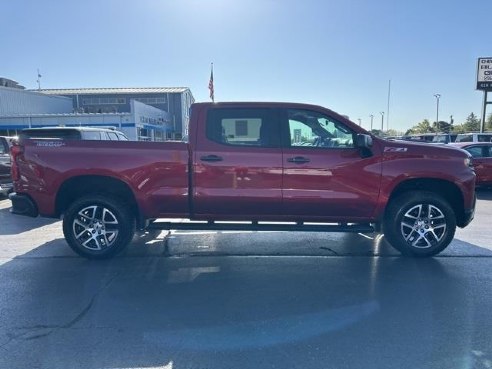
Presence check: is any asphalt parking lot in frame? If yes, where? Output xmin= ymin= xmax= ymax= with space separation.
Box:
xmin=1 ymin=192 xmax=492 ymax=369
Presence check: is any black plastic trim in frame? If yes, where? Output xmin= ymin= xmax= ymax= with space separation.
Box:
xmin=8 ymin=192 xmax=38 ymax=217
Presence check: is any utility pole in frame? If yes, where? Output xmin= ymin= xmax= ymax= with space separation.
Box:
xmin=36 ymin=69 xmax=42 ymax=90
xmin=369 ymin=114 xmax=374 ymax=131
xmin=481 ymin=91 xmax=489 ymax=133
xmin=434 ymin=93 xmax=441 ymax=132
xmin=380 ymin=111 xmax=385 ymax=132
xmin=387 ymin=79 xmax=391 ymax=131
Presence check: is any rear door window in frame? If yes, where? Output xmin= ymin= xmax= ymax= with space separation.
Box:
xmin=82 ymin=131 xmax=102 ymax=140
xmin=206 ymin=108 xmax=280 ymax=147
xmin=466 ymin=146 xmax=485 ymax=158
xmin=478 ymin=134 xmax=492 ymax=142
xmin=107 ymin=132 xmax=119 ymax=141
xmin=456 ymin=134 xmax=472 ymax=142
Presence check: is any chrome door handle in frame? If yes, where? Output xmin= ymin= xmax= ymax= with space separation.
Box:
xmin=287 ymin=156 xmax=310 ymax=164
xmin=200 ymin=155 xmax=223 ymax=162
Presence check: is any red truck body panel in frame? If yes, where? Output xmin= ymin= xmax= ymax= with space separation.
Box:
xmin=15 ymin=140 xmax=190 ymax=218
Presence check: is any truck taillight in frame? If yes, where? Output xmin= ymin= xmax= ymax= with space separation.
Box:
xmin=10 ymin=144 xmax=24 ymax=181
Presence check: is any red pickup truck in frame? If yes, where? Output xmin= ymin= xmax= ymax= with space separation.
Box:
xmin=9 ymin=102 xmax=476 ymax=259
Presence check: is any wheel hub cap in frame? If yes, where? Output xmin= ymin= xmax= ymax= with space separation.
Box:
xmin=72 ymin=205 xmax=119 ymax=251
xmin=400 ymin=204 xmax=447 ymax=249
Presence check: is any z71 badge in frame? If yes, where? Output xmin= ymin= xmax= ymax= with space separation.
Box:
xmin=384 ymin=147 xmax=408 ymax=152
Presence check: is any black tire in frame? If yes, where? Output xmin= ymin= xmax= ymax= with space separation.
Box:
xmin=62 ymin=195 xmax=135 ymax=259
xmin=383 ymin=191 xmax=456 ymax=257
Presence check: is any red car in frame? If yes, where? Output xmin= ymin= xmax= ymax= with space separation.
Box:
xmin=451 ymin=142 xmax=492 ymax=187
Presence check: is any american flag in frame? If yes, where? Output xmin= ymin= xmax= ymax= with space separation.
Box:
xmin=208 ymin=64 xmax=214 ymax=102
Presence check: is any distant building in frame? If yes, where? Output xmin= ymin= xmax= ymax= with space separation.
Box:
xmin=0 ymin=98 xmax=172 ymax=141
xmin=0 ymin=86 xmax=72 ymax=116
xmin=0 ymin=84 xmax=195 ymax=140
xmin=37 ymin=87 xmax=195 ymax=139
xmin=0 ymin=77 xmax=25 ymax=90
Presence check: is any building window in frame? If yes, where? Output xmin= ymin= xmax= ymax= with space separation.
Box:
xmin=135 ymin=97 xmax=166 ymax=105
xmin=82 ymin=97 xmax=126 ymax=105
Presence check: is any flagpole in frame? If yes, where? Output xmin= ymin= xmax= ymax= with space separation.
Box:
xmin=209 ymin=62 xmax=214 ymax=102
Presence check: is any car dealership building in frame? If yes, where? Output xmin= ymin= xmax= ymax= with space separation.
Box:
xmin=0 ymin=81 xmax=194 ymax=141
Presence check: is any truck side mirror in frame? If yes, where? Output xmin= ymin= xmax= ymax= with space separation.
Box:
xmin=356 ymin=134 xmax=373 ymax=158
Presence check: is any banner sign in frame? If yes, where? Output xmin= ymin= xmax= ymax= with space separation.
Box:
xmin=477 ymin=57 xmax=492 ymax=90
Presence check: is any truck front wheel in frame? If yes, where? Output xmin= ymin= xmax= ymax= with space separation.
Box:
xmin=62 ymin=195 xmax=135 ymax=259
xmin=383 ymin=191 xmax=456 ymax=257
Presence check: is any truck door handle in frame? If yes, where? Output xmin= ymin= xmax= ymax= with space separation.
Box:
xmin=287 ymin=156 xmax=310 ymax=164
xmin=200 ymin=155 xmax=223 ymax=162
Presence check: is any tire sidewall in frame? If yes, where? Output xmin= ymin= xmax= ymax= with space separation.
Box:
xmin=63 ymin=195 xmax=135 ymax=259
xmin=384 ymin=192 xmax=456 ymax=257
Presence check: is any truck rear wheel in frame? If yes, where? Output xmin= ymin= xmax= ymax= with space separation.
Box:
xmin=383 ymin=191 xmax=456 ymax=257
xmin=62 ymin=195 xmax=135 ymax=259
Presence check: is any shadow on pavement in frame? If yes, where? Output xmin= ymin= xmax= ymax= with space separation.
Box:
xmin=476 ymin=188 xmax=492 ymax=201
xmin=0 ymin=206 xmax=59 ymax=236
xmin=1 ymin=233 xmax=492 ymax=369
xmin=1 ymin=242 xmax=490 ymax=369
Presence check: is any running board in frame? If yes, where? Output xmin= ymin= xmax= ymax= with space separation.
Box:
xmin=148 ymin=221 xmax=375 ymax=233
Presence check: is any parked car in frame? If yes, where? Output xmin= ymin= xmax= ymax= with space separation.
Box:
xmin=20 ymin=126 xmax=129 ymax=141
xmin=451 ymin=142 xmax=492 ymax=187
xmin=431 ymin=133 xmax=457 ymax=144
xmin=0 ymin=136 xmax=15 ymax=196
xmin=455 ymin=132 xmax=492 ymax=143
xmin=401 ymin=134 xmax=436 ymax=143
xmin=9 ymin=102 xmax=476 ymax=259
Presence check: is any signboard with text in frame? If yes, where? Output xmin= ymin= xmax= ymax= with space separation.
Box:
xmin=477 ymin=57 xmax=492 ymax=90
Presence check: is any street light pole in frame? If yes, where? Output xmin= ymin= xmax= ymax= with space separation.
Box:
xmin=369 ymin=114 xmax=374 ymax=131
xmin=358 ymin=118 xmax=362 ymax=126
xmin=380 ymin=112 xmax=385 ymax=132
xmin=434 ymin=94 xmax=441 ymax=132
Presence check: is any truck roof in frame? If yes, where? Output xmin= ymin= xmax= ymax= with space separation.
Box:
xmin=191 ymin=101 xmax=354 ymax=126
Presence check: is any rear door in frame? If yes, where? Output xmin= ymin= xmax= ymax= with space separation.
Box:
xmin=193 ymin=107 xmax=283 ymax=218
xmin=280 ymin=108 xmax=382 ymax=220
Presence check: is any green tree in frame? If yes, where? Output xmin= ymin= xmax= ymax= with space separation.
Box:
xmin=487 ymin=113 xmax=492 ymax=131
xmin=433 ymin=121 xmax=452 ymax=133
xmin=410 ymin=119 xmax=434 ymax=134
xmin=452 ymin=124 xmax=466 ymax=133
xmin=385 ymin=129 xmax=400 ymax=137
xmin=462 ymin=113 xmax=481 ymax=132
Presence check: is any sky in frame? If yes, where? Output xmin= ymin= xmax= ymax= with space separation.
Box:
xmin=1 ymin=0 xmax=491 ymax=133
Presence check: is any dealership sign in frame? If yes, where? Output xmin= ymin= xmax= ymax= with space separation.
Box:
xmin=477 ymin=57 xmax=492 ymax=90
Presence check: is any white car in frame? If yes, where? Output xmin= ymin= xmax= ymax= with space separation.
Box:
xmin=455 ymin=132 xmax=492 ymax=143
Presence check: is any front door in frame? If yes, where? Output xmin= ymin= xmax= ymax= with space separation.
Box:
xmin=281 ymin=108 xmax=382 ymax=221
